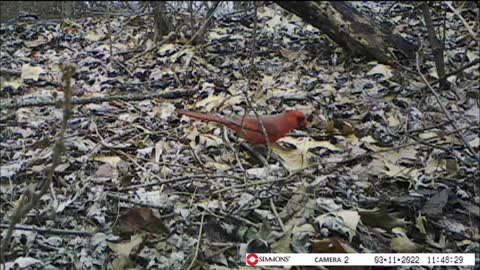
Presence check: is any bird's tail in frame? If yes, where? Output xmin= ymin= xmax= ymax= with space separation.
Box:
xmin=177 ymin=110 xmax=232 ymax=126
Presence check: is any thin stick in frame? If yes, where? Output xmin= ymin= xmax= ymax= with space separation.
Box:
xmin=0 ymin=65 xmax=75 ymax=258
xmin=415 ymin=46 xmax=478 ymax=161
xmin=2 ymin=89 xmax=194 ymax=110
xmin=444 ymin=2 xmax=479 ymax=42
xmin=114 ymin=173 xmax=242 ymax=191
xmin=428 ymin=58 xmax=479 ymax=87
xmin=240 ymin=3 xmax=272 ymax=161
xmin=270 ymin=198 xmax=285 ymax=233
xmin=0 ymin=224 xmax=93 ymax=237
xmin=187 ymin=207 xmax=206 ymax=270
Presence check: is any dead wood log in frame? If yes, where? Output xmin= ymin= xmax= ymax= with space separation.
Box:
xmin=276 ymin=1 xmax=417 ymax=64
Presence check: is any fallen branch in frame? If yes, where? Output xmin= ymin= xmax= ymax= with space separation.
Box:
xmin=0 ymin=223 xmax=93 ymax=237
xmin=1 ymin=89 xmax=194 ymax=110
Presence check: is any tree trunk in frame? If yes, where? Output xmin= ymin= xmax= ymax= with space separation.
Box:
xmin=276 ymin=1 xmax=417 ymax=64
xmin=62 ymin=1 xmax=73 ymax=18
xmin=150 ymin=1 xmax=172 ymax=42
xmin=420 ymin=2 xmax=447 ymax=89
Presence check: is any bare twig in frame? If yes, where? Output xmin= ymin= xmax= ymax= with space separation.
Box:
xmin=212 ymin=169 xmax=302 ymax=195
xmin=404 ymin=133 xmax=470 ymax=167
xmin=113 ymin=173 xmax=243 ymax=192
xmin=401 ymin=120 xmax=451 ymax=135
xmin=416 ymin=46 xmax=479 ymax=162
xmin=444 ymin=2 xmax=479 ymax=43
xmin=177 ymin=2 xmax=219 ymax=49
xmin=0 ymin=224 xmax=93 ymax=237
xmin=240 ymin=3 xmax=273 ymax=161
xmin=191 ymin=1 xmax=220 ymax=44
xmin=398 ymin=58 xmax=480 ymax=91
xmin=428 ymin=58 xmax=480 ymax=87
xmin=384 ymin=1 xmax=399 ymax=15
xmin=270 ymin=198 xmax=285 ymax=233
xmin=105 ymin=193 xmax=177 ymax=213
xmin=112 ymin=59 xmax=134 ymax=77
xmin=429 ymin=219 xmax=480 ymax=243
xmin=115 ymin=148 xmax=205 ymax=172
xmin=2 ymin=89 xmax=194 ymax=110
xmin=187 ymin=207 xmax=206 ymax=270
xmin=0 ymin=64 xmax=75 ymax=260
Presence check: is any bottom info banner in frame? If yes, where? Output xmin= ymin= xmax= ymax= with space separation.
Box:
xmin=245 ymin=253 xmax=476 ymax=266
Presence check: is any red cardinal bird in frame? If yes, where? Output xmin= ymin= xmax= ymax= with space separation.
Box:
xmin=177 ymin=109 xmax=309 ymax=144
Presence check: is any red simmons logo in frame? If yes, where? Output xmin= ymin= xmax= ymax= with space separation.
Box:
xmin=246 ymin=253 xmax=259 ymax=266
